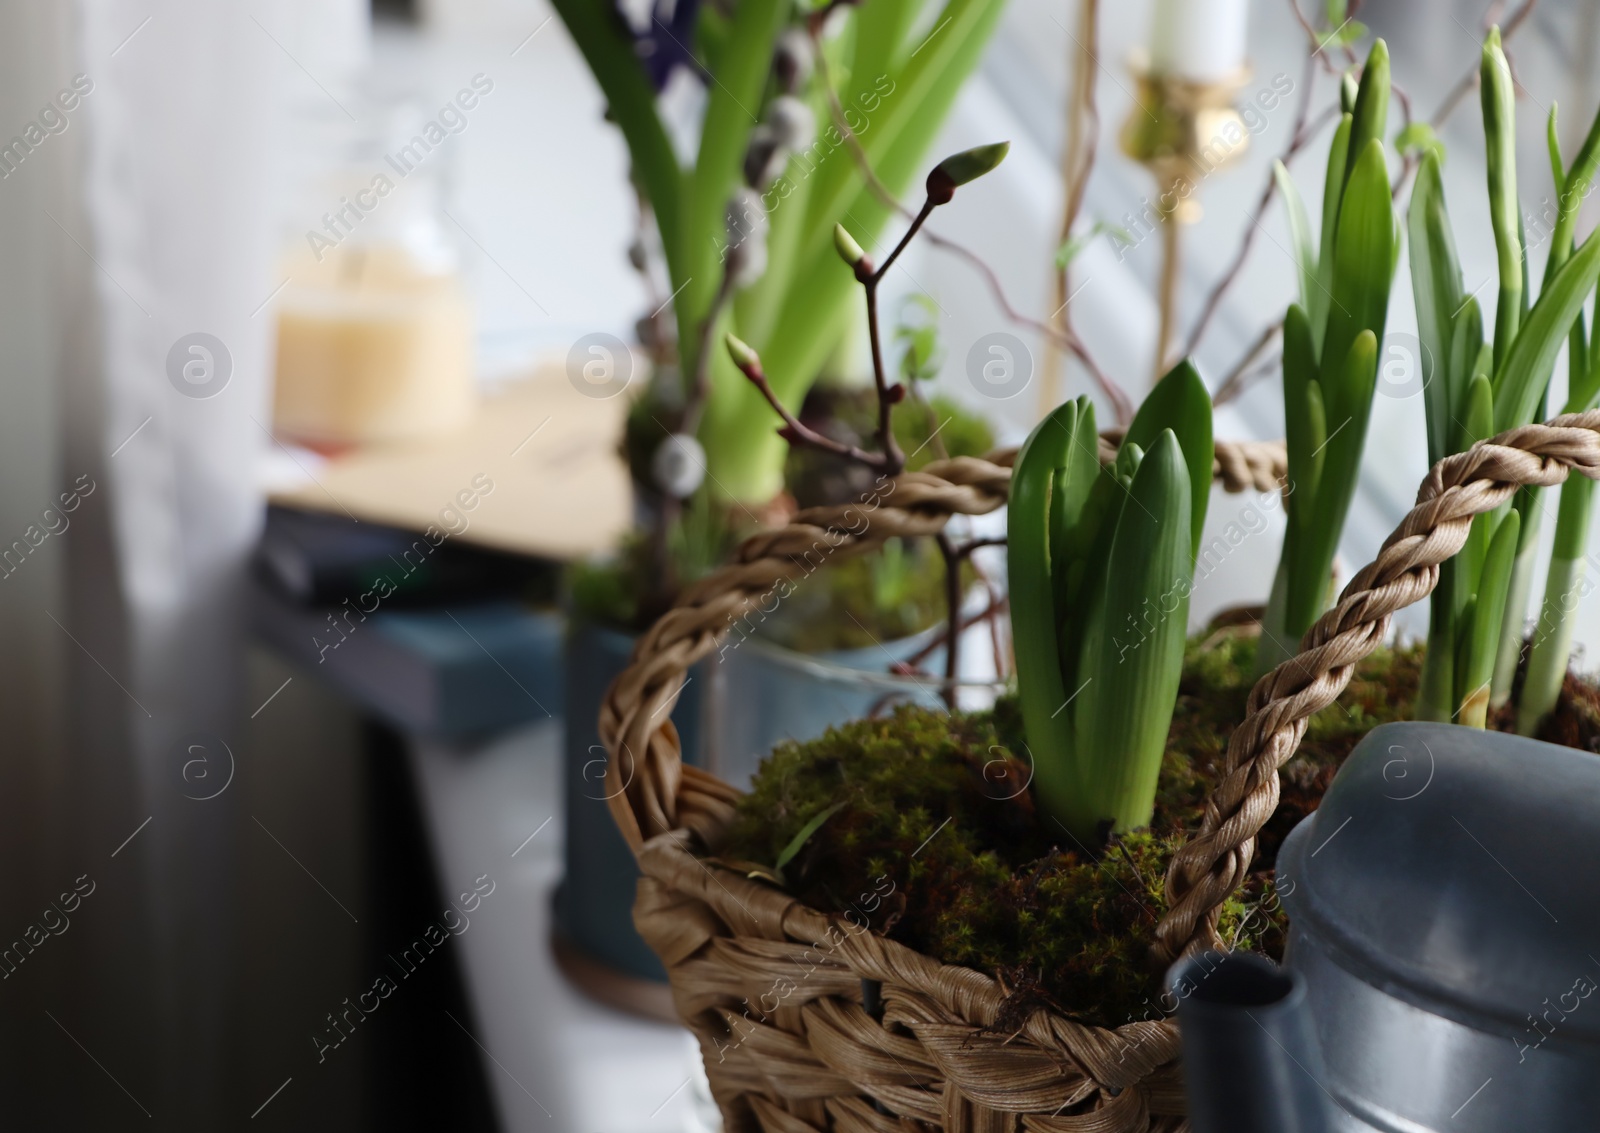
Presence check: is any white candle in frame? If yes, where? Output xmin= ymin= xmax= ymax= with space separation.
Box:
xmin=1148 ymin=0 xmax=1250 ymax=82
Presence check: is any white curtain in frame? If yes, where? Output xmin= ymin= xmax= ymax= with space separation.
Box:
xmin=0 ymin=0 xmax=292 ymax=1125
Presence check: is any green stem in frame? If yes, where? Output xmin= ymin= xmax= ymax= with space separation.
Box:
xmin=1417 ymin=579 xmax=1456 ymax=722
xmin=1519 ymin=465 xmax=1595 ymax=733
xmin=1254 ymin=552 xmax=1294 ymax=676
xmin=1483 ymin=28 xmax=1523 ymax=369
xmin=1490 ymin=489 xmax=1543 ymax=707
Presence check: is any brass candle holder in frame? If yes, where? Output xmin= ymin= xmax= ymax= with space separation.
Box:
xmin=1120 ymin=59 xmax=1251 ymax=381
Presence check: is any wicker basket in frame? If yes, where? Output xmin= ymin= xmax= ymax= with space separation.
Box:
xmin=597 ymin=413 xmax=1600 ymax=1132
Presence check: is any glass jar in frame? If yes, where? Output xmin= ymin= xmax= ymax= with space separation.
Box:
xmin=273 ymin=98 xmax=475 ymax=447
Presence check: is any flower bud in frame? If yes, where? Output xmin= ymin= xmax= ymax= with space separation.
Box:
xmin=925 ymin=141 xmax=1010 ymax=205
xmin=774 ymin=27 xmax=814 ymax=92
xmin=725 ymin=333 xmax=762 ymax=374
xmin=726 ymin=188 xmax=771 ymax=286
xmin=833 ymin=223 xmax=866 ymax=266
xmin=743 ymin=126 xmax=786 ymax=189
xmin=651 ymin=433 xmax=707 ymax=499
xmin=767 ymin=96 xmax=815 ymax=151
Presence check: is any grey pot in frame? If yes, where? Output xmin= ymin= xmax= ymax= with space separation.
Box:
xmin=1178 ymin=721 xmax=1600 ymax=1133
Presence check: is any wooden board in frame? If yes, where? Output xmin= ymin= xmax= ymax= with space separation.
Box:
xmin=268 ymin=363 xmax=634 ymax=561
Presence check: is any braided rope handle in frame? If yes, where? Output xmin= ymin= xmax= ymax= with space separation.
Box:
xmin=1150 ymin=411 xmax=1600 ymax=962
xmin=599 ymin=435 xmax=1287 ymax=854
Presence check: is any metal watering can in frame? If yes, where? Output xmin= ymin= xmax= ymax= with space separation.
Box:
xmin=1170 ymin=721 xmax=1600 ymax=1133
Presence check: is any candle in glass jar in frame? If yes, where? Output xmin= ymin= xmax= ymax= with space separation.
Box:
xmin=1148 ymin=0 xmax=1249 ymax=82
xmin=273 ymin=243 xmax=476 ymax=447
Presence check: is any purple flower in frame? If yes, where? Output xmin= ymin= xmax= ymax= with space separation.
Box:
xmin=623 ymin=0 xmax=705 ymax=91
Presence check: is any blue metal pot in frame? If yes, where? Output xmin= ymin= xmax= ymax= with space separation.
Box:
xmin=553 ymin=622 xmax=704 ymax=988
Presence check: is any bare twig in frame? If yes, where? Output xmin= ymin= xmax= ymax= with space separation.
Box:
xmin=1390 ymin=78 xmax=1419 ymax=199
xmin=1286 ymin=0 xmax=1346 ymax=75
xmin=923 ymin=226 xmax=1133 ymax=423
xmin=904 ymin=588 xmax=1011 ymax=670
xmin=1181 ymin=42 xmax=1325 ymax=359
xmin=729 ymin=348 xmax=896 ymax=471
xmin=682 ymin=266 xmax=736 ymax=435
xmin=1428 ymin=0 xmax=1539 ymax=126
xmin=1047 ymin=0 xmax=1103 ymax=409
xmin=1212 ymin=319 xmax=1284 ymax=406
xmin=811 ymin=15 xmax=1131 ymax=423
xmin=935 ymin=532 xmax=962 ymax=705
xmin=1215 ymin=351 xmax=1284 ymax=407
xmin=906 ymin=381 xmax=951 ymax=462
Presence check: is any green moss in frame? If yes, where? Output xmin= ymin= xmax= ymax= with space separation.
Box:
xmin=721 ymin=630 xmax=1427 ymax=1028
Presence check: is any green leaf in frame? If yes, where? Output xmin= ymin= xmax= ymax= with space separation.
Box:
xmin=849 ymin=0 xmax=921 ymax=77
xmin=1396 ymin=122 xmax=1444 ymax=161
xmin=1492 ymin=223 xmax=1600 ymax=428
xmin=1450 ymin=298 xmax=1487 ymax=417
xmin=1045 ymin=399 xmax=1104 ymax=605
xmin=1273 ymin=160 xmax=1318 ymax=311
xmin=1345 ymin=40 xmax=1390 ymax=194
xmin=1338 ymin=20 xmax=1369 ymax=45
xmin=1459 ymin=508 xmax=1520 ymax=726
xmin=1304 ymin=377 xmax=1329 ymax=517
xmin=1056 ymin=221 xmax=1130 ymax=268
xmin=677 ymin=0 xmax=793 ymax=389
xmin=1281 ymin=304 xmax=1321 ymax=515
xmin=894 ymin=294 xmax=944 ymax=382
xmin=773 ymin=801 xmax=849 ymax=876
xmin=1408 ymin=149 xmax=1468 ymax=467
xmin=1548 ymin=103 xmax=1566 ymax=202
xmin=1313 ymin=114 xmax=1354 ymax=344
xmin=1454 ymin=373 xmax=1496 ymax=597
xmin=1118 ymin=359 xmax=1213 ymax=562
xmin=1546 ymin=98 xmax=1600 ymax=286
xmin=1007 ymin=397 xmax=1092 ymax=823
xmin=1070 ymin=429 xmax=1193 ymax=838
xmin=1288 ymin=331 xmax=1377 ymax=639
xmin=1518 ymin=477 xmax=1595 ymax=733
xmin=1322 ymin=140 xmax=1395 ymax=416
xmin=1457 ymin=371 xmax=1495 ymax=452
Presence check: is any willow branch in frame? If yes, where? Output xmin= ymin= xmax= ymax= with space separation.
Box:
xmin=1049 ymin=0 xmax=1102 ymax=411
xmin=813 ymin=17 xmax=1130 ymax=423
xmin=682 ymin=265 xmax=736 ymax=436
xmin=1181 ymin=45 xmax=1327 ymax=359
xmin=729 ymin=348 xmax=895 ymax=470
xmin=1429 ymin=0 xmax=1538 ymax=126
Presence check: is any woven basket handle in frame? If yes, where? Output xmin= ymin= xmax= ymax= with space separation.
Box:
xmin=599 ymin=435 xmax=1288 ymax=855
xmin=1150 ymin=411 xmax=1600 ymax=963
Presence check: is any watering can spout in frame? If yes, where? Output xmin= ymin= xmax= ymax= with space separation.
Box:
xmin=1168 ymin=949 xmax=1337 ymax=1133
